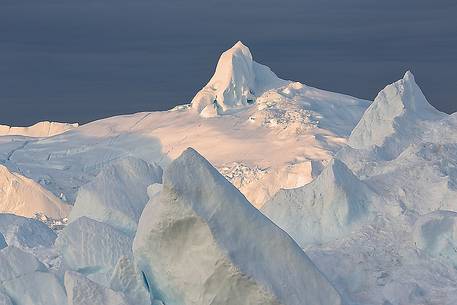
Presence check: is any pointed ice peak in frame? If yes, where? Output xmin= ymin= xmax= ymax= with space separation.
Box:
xmin=212 ymin=41 xmax=253 ymax=81
xmin=326 ymin=158 xmax=353 ymax=176
xmin=169 ymin=147 xmax=208 ymax=168
xmin=190 ymin=42 xmax=288 ymax=116
xmin=135 ymin=147 xmax=344 ymax=305
xmin=316 ymin=158 xmax=360 ymax=187
xmin=261 ymin=156 xmax=375 ymax=247
xmin=383 ymin=70 xmax=438 ymax=113
xmin=348 ymin=71 xmax=444 ymax=150
xmin=233 ymin=40 xmax=247 ymax=48
xmin=403 ymin=70 xmax=415 ymax=82
xmin=227 ymin=40 xmax=252 ymax=57
xmin=397 ymin=70 xmax=442 ymax=115
xmin=164 ymin=147 xmax=225 ymax=197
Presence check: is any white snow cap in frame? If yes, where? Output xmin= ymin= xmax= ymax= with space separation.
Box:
xmin=133 ymin=147 xmax=343 ymax=305
xmin=191 ymin=41 xmax=288 ymax=116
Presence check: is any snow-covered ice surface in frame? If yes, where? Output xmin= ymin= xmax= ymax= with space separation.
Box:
xmin=0 ymin=41 xmax=369 ymax=208
xmin=0 ymin=121 xmax=78 ymax=138
xmin=133 ymin=148 xmax=343 ymax=305
xmin=0 ymin=164 xmax=71 ymax=218
xmin=263 ymin=71 xmax=457 ymax=305
xmin=0 ymin=42 xmax=456 ymax=305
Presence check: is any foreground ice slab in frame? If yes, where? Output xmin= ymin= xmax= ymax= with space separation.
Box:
xmin=69 ymin=157 xmax=162 ymax=235
xmin=55 ymin=216 xmax=132 ymax=285
xmin=0 ymin=214 xmax=56 ymax=249
xmin=0 ymin=247 xmax=66 ymax=305
xmin=134 ymin=148 xmax=343 ymax=305
xmin=1 ymin=271 xmax=67 ymax=305
xmin=65 ymin=271 xmax=129 ymax=305
xmin=0 ymin=164 xmax=71 ymax=218
xmin=0 ymin=246 xmax=46 ymax=282
xmin=109 ymin=256 xmax=151 ymax=305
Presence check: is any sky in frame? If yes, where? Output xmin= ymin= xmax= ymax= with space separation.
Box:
xmin=1 ymin=0 xmax=456 ymax=126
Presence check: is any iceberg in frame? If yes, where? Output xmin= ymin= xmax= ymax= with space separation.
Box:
xmin=262 ymin=158 xmax=380 ymax=247
xmin=55 ymin=217 xmax=132 ymax=286
xmin=191 ymin=41 xmax=289 ymax=116
xmin=65 ymin=271 xmax=129 ymax=305
xmin=133 ymin=148 xmax=343 ymax=305
xmin=69 ymin=157 xmax=162 ymax=235
xmin=0 ymin=214 xmax=56 ymax=249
